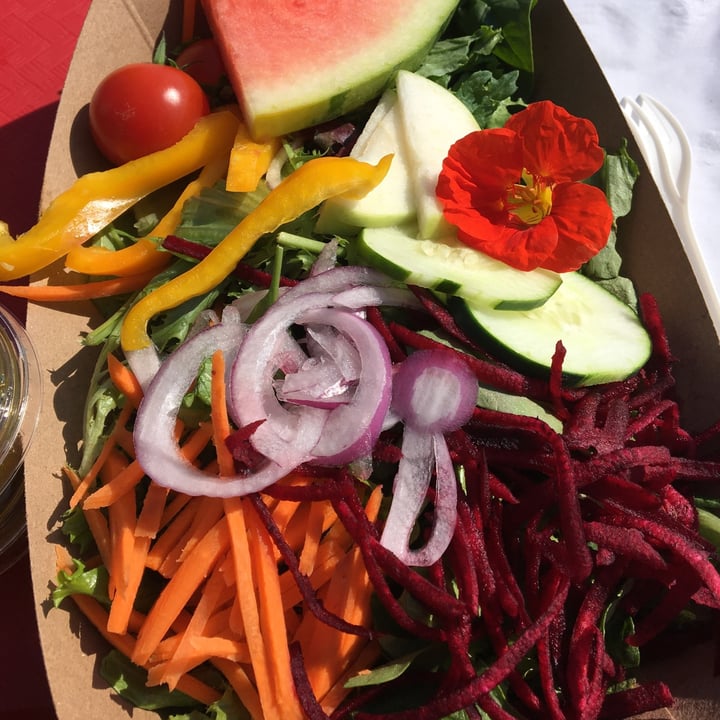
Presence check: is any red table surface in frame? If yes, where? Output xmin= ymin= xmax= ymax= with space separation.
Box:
xmin=0 ymin=1 xmax=91 ymax=717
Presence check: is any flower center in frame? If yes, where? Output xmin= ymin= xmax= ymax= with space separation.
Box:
xmin=507 ymin=169 xmax=553 ymax=226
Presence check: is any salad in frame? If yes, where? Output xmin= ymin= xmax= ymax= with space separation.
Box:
xmin=9 ymin=0 xmax=720 ymax=719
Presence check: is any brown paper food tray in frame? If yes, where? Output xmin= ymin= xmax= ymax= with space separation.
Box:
xmin=23 ymin=0 xmax=720 ymax=718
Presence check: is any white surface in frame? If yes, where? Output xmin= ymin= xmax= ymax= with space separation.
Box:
xmin=565 ymin=0 xmax=720 ymax=301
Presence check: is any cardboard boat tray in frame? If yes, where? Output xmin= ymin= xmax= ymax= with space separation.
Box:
xmin=23 ymin=0 xmax=720 ymax=717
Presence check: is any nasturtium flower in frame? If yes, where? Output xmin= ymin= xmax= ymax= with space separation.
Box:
xmin=436 ymin=101 xmax=613 ymax=273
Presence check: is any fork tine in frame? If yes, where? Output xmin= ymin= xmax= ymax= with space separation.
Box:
xmin=621 ymin=96 xmax=682 ymax=208
xmin=621 ymin=95 xmax=720 ymax=339
xmin=637 ymin=94 xmax=692 ymax=203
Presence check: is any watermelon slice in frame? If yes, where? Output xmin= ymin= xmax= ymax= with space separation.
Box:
xmin=200 ymin=0 xmax=460 ymax=139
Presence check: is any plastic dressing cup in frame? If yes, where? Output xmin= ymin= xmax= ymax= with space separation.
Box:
xmin=0 ymin=305 xmax=41 ymax=575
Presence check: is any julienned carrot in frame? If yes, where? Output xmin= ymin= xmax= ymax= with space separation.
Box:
xmin=84 ymin=421 xmax=213 ymax=510
xmin=62 ymin=466 xmax=112 ymax=570
xmin=147 ymin=561 xmax=232 ymax=690
xmin=107 ymin=353 xmax=144 ymax=408
xmin=320 ymin=639 xmax=383 ymax=714
xmin=132 ymin=516 xmax=231 ymax=666
xmin=212 ymin=657 xmax=265 ymax=720
xmin=108 ymin=481 xmax=171 ymax=634
xmin=245 ymin=502 xmax=305 ymax=720
xmin=68 ymin=594 xmax=222 ymax=706
xmin=135 ymin=482 xmax=170 ymax=538
xmin=298 ymin=500 xmax=329 ymax=576
xmin=162 ymin=496 xmax=224 ymax=574
xmin=223 ymin=496 xmax=280 ymax=717
xmin=210 ymin=349 xmax=236 ymax=476
xmin=0 ymin=268 xmax=159 ymax=302
xmin=104 ymin=449 xmax=137 ymax=605
xmin=146 ymin=497 xmax=201 ymax=571
xmin=68 ymin=403 xmax=134 ymax=509
xmin=296 ymin=486 xmax=382 ymax=702
xmin=84 ymin=458 xmax=146 ymax=510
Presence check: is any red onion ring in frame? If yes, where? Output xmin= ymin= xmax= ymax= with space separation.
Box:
xmin=379 ymin=349 xmax=479 ymax=566
xmin=299 ymin=307 xmax=392 ymax=465
xmin=134 ymin=320 xmax=311 ymax=497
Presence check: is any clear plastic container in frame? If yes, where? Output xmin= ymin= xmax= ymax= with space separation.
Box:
xmin=0 ymin=304 xmax=41 ymax=575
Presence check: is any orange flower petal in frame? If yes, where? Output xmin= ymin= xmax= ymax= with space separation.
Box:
xmin=541 ymin=182 xmax=614 ymax=272
xmin=505 ymin=101 xmax=605 ymax=183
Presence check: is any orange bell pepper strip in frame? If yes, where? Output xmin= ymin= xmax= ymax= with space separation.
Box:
xmin=226 ymin=122 xmax=281 ymax=193
xmin=0 ymin=109 xmax=239 ymax=281
xmin=120 ymin=153 xmax=392 ymax=355
xmin=64 ymin=152 xmax=231 ymax=278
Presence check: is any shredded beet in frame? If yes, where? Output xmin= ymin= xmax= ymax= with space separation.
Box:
xmin=163 ymin=249 xmax=720 ymax=718
xmin=293 ymin=290 xmax=720 ymax=719
xmin=162 ymin=234 xmax=298 ymax=287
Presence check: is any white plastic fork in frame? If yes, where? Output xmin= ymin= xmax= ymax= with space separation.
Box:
xmin=620 ymin=94 xmax=720 ymax=339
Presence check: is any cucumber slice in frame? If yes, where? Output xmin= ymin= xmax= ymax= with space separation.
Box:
xmin=476 ymin=385 xmax=564 ymax=433
xmin=358 ymin=224 xmax=562 ymax=310
xmin=315 ymin=90 xmax=415 ymax=234
xmin=449 ymin=271 xmax=652 ymax=386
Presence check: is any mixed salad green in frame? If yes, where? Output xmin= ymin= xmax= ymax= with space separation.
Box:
xmin=50 ymin=1 xmax=720 ymax=719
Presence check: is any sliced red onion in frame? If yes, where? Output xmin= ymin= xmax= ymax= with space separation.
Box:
xmin=379 ymin=430 xmax=457 ymax=567
xmin=228 ymin=265 xmax=407 ymax=466
xmin=298 ymin=307 xmax=392 ymax=465
xmin=274 ymin=353 xmax=355 ymax=408
xmin=379 ymin=349 xmax=479 ymax=567
xmin=391 ymin=349 xmax=478 ymax=434
xmin=305 ymin=324 xmax=362 ymax=382
xmin=309 ymin=237 xmax=340 ymax=276
xmin=331 ymin=284 xmax=420 ymax=312
xmin=134 ymin=320 xmax=309 ymax=497
xmin=125 ymin=345 xmax=162 ymax=391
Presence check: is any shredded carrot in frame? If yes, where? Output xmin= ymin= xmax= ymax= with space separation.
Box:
xmin=68 ymin=403 xmax=134 ymax=509
xmin=69 ymin=594 xmax=222 ymax=706
xmin=133 ymin=516 xmax=231 ymax=666
xmin=0 ymin=268 xmax=159 ymax=302
xmin=62 ymin=466 xmax=112 ymax=568
xmin=244 ymin=502 xmax=306 ymax=720
xmin=210 ymin=349 xmax=236 ymax=475
xmin=84 ymin=421 xmax=213 ymax=510
xmin=223 ymin=496 xmax=281 ymax=717
xmin=107 ymin=353 xmax=144 ymax=408
xmin=212 ymin=657 xmax=265 ymax=720
xmin=135 ymin=482 xmax=170 ymax=538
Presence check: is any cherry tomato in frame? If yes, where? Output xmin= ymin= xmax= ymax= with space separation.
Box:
xmin=176 ymin=38 xmax=226 ymax=88
xmin=89 ymin=63 xmax=210 ymax=165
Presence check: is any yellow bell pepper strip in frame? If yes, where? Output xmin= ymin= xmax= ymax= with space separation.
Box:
xmin=0 ymin=109 xmax=239 ymax=281
xmin=64 ymin=152 xmax=231 ymax=278
xmin=226 ymin=122 xmax=281 ymax=193
xmin=121 ymin=154 xmax=392 ymax=357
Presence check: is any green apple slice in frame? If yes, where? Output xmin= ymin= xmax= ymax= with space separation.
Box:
xmin=395 ymin=70 xmax=479 ymax=239
xmin=315 ymin=89 xmax=415 ymax=234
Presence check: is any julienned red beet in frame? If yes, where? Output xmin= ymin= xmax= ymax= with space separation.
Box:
xmin=198 ymin=267 xmax=720 ymax=718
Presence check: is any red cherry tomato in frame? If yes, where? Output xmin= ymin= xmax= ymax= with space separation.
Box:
xmin=176 ymin=38 xmax=226 ymax=88
xmin=89 ymin=63 xmax=210 ymax=165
